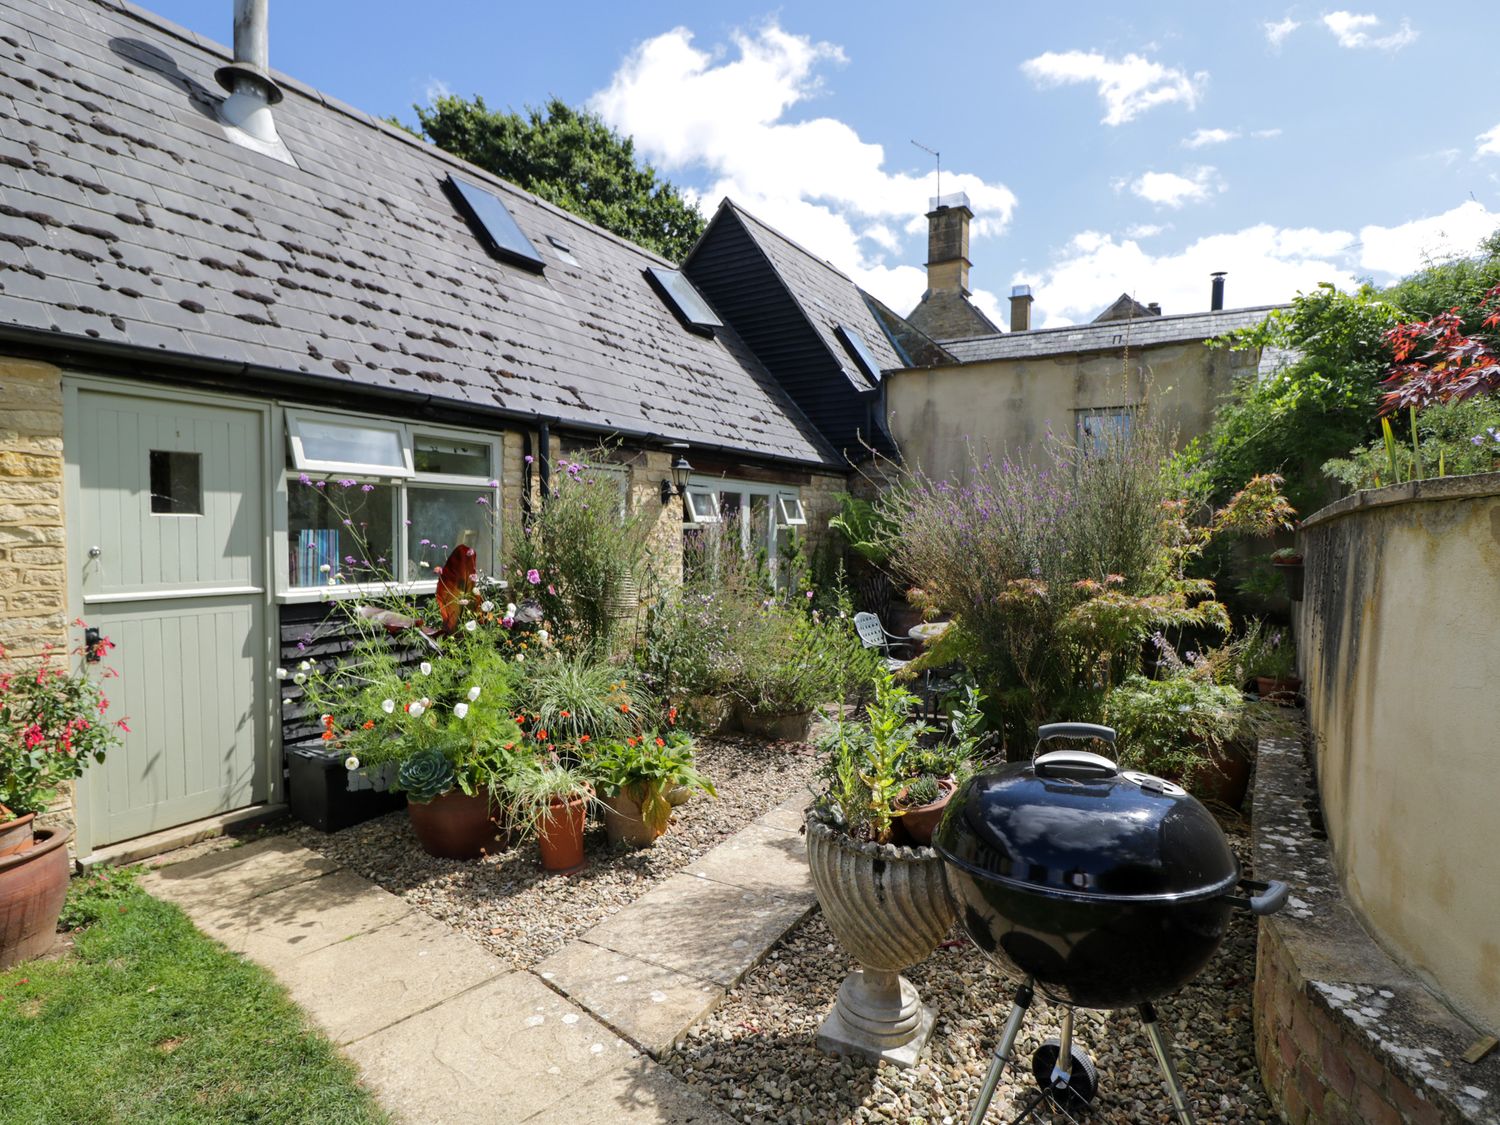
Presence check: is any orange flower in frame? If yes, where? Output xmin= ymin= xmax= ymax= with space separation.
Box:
xmin=579 ymin=734 xmax=590 ymax=743
xmin=619 ymin=703 xmax=630 ymax=714
xmin=627 ymin=737 xmax=637 ymax=747
xmin=537 ymin=729 xmax=548 ymax=740
xmin=322 ymin=715 xmax=335 ymax=729
xmin=655 ymin=737 xmax=665 ymax=748
xmin=362 ymin=721 xmax=375 ymax=730
xmin=321 ymin=731 xmax=335 ymax=741
xmin=504 ymin=742 xmax=515 ymax=750
xmin=560 ymin=710 xmax=570 ymax=718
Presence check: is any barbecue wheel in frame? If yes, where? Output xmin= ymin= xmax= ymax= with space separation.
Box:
xmin=1029 ymin=1039 xmax=1099 ymax=1114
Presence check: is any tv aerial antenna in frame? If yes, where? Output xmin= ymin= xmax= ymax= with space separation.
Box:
xmin=912 ymin=139 xmax=940 ymax=201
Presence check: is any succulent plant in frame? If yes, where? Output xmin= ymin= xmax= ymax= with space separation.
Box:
xmin=397 ymin=749 xmax=456 ymax=803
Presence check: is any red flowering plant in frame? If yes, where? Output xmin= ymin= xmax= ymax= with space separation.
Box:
xmin=0 ymin=629 xmax=127 ymax=820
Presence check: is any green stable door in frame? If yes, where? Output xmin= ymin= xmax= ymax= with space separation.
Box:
xmin=68 ymin=387 xmax=270 ymax=853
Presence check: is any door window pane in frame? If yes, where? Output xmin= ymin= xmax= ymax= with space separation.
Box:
xmin=287 ymin=479 xmax=396 ymax=586
xmin=149 ymin=450 xmax=202 ymax=515
xmin=289 ymin=414 xmax=409 ymax=475
xmin=407 ymin=486 xmax=495 ymax=579
xmin=414 ymin=434 xmax=492 ymax=478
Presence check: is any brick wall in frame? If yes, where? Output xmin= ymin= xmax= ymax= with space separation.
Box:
xmin=0 ymin=355 xmax=72 ymax=838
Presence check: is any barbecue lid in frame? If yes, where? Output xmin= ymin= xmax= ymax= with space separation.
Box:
xmin=934 ymin=725 xmax=1238 ymax=902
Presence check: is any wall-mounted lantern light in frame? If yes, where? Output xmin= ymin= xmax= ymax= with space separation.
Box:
xmin=661 ymin=453 xmax=693 ymax=504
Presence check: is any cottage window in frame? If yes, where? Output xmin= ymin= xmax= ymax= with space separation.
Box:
xmin=280 ymin=410 xmax=499 ymax=593
xmin=777 ymin=492 xmax=807 ymax=526
xmin=684 ymin=488 xmax=722 ymax=525
xmin=682 ymin=478 xmax=805 ymax=591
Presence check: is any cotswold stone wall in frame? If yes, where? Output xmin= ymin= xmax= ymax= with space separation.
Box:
xmin=0 ymin=356 xmax=72 ymax=838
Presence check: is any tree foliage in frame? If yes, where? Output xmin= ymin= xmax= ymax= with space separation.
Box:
xmin=403 ymin=95 xmax=705 ymax=261
xmin=1205 ymin=229 xmax=1500 ymax=512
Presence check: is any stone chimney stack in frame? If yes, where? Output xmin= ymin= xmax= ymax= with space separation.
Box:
xmin=924 ymin=192 xmax=973 ymax=295
xmin=1009 ymin=285 xmax=1033 ymax=332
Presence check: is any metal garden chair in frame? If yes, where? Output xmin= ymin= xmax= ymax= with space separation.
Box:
xmin=853 ymin=611 xmax=914 ymax=673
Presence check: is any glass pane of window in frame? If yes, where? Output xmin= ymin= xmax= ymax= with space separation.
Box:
xmin=407 ymin=487 xmax=496 ymax=580
xmin=149 ymin=450 xmax=202 ymax=515
xmin=777 ymin=493 xmax=806 ymax=526
xmin=748 ymin=493 xmax=770 ymax=565
xmin=287 ymin=478 xmax=397 ymax=587
xmin=414 ymin=434 xmax=492 ymax=478
xmin=1076 ymin=409 xmax=1132 ymax=456
xmin=686 ymin=489 xmax=720 ymax=524
xmin=291 ymin=415 xmax=407 ymax=473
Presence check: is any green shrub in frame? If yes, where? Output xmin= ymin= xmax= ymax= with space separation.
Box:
xmin=1104 ymin=674 xmax=1244 ymax=779
xmin=515 ymin=654 xmax=645 ymax=744
xmin=57 ymin=864 xmax=141 ymax=931
xmin=1323 ymin=397 xmax=1500 ymax=489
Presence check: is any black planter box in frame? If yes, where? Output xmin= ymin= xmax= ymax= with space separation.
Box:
xmin=287 ymin=748 xmax=405 ymax=833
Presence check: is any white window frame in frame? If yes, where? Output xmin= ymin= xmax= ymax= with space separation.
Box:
xmin=685 ymin=476 xmax=805 ymax=589
xmin=274 ymin=407 xmax=502 ymax=602
xmin=286 ymin=408 xmax=414 ymax=478
xmin=777 ymin=492 xmax=807 ymax=527
xmin=684 ymin=487 xmax=722 ymax=525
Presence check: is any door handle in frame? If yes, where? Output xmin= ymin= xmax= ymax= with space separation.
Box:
xmin=88 ymin=545 xmax=102 ymax=558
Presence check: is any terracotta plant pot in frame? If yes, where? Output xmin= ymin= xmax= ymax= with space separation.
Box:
xmin=0 ymin=813 xmax=37 ymax=859
xmin=734 ymin=706 xmax=815 ymax=742
xmin=0 ymin=827 xmax=71 ymax=969
xmin=1187 ymin=741 xmax=1253 ymax=810
xmin=1255 ymin=675 xmax=1302 ymax=705
xmin=896 ymin=778 xmax=958 ymax=847
xmin=537 ymin=794 xmax=588 ymax=873
xmin=804 ymin=809 xmax=957 ymax=1067
xmin=602 ymin=791 xmax=667 ymax=849
xmin=406 ymin=789 xmax=503 ymax=860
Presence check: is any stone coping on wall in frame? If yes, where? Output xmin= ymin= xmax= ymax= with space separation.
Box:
xmin=1253 ymin=737 xmax=1500 ymax=1124
xmin=1299 ymin=471 xmax=1500 ymax=531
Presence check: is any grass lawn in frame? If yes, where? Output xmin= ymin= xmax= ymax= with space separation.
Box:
xmin=0 ymin=874 xmax=389 ymax=1125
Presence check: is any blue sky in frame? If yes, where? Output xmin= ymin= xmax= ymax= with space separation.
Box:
xmin=148 ymin=2 xmax=1499 ymax=327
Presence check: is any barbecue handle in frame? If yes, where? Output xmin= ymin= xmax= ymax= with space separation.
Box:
xmin=1227 ymin=878 xmax=1290 ymax=916
xmin=1036 ymin=723 xmax=1117 ymax=746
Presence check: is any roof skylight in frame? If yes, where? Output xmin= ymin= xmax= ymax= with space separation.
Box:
xmin=645 ymin=267 xmax=723 ymax=336
xmin=447 ymin=175 xmax=545 ymax=272
xmin=836 ymin=324 xmax=883 ymax=381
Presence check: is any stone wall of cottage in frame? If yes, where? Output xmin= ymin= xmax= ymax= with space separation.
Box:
xmin=0 ymin=356 xmax=73 ymax=836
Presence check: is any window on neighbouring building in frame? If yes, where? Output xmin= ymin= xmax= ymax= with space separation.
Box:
xmin=1075 ymin=407 xmax=1134 ymax=456
xmin=282 ymin=411 xmax=498 ymax=591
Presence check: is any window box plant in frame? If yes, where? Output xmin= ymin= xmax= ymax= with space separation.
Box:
xmin=1270 ymin=546 xmax=1304 ymax=602
xmin=0 ymin=634 xmax=124 ymax=967
xmin=590 ymin=726 xmax=715 ymax=848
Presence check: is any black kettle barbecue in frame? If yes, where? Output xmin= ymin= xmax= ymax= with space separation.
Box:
xmin=933 ymin=722 xmax=1288 ymax=1124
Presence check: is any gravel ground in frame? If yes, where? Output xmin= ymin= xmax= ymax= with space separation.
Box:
xmin=662 ymin=821 xmax=1274 ymax=1125
xmin=288 ymin=735 xmax=819 ymax=969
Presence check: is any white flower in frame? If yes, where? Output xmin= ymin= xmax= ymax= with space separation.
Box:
xmin=408 ymin=700 xmax=426 ymax=718
xmin=453 ymin=702 xmax=469 ymax=719
xmin=464 ymin=619 xmax=477 ymax=633
xmin=299 ymin=660 xmax=312 ymax=672
xmin=293 ymin=672 xmax=307 ymax=685
xmin=344 ymin=756 xmax=360 ymax=771
xmin=319 ymin=562 xmax=331 ymax=574
xmin=505 ymin=603 xmax=517 ymax=616
xmin=276 ymin=667 xmax=288 ymax=680
xmin=381 ymin=698 xmax=395 ymax=714
xmin=537 ymin=628 xmax=550 ymax=646
xmin=467 ymin=686 xmax=481 ymax=702
xmin=419 ymin=661 xmax=433 ymax=676
xmin=481 ymin=600 xmax=495 ymax=613
xmin=514 ymin=653 xmax=525 ymax=663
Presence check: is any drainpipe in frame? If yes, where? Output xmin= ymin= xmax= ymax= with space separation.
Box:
xmin=537 ymin=421 xmax=551 ymax=505
xmin=215 ymin=0 xmax=294 ymax=164
xmin=520 ymin=431 xmax=533 ymax=523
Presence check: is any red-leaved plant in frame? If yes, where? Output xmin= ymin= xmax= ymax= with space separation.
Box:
xmin=1381 ymin=285 xmax=1500 ymax=413
xmin=0 ymin=627 xmax=126 ymax=820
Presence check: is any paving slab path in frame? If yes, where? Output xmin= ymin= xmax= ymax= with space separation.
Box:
xmin=139 ymin=789 xmax=817 ymax=1124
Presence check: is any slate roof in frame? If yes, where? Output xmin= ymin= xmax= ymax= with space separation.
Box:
xmin=905 ymin=286 xmax=1001 ymax=341
xmin=0 ymin=0 xmax=839 ymax=468
xmin=939 ymin=306 xmax=1282 ymax=364
xmin=718 ymin=203 xmax=907 ymax=387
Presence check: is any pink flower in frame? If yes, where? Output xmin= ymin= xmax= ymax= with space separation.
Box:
xmin=526 ymin=569 xmax=541 ymax=585
xmin=546 ymin=584 xmax=556 ymax=596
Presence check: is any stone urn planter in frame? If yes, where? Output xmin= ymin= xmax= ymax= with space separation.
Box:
xmin=804 ymin=809 xmax=957 ymax=1067
xmin=602 ymin=791 xmax=666 ymax=848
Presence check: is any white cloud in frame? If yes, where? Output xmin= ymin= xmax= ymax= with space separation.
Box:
xmin=1264 ymin=17 xmax=1301 ymax=47
xmin=1183 ymin=127 xmax=1238 ymax=148
xmin=1252 ymin=127 xmax=1284 ymax=139
xmin=1019 ymin=50 xmax=1206 ymax=127
xmin=1128 ymin=167 xmax=1225 ymax=209
xmin=1478 ymin=124 xmax=1500 ymax=158
xmin=1322 ymin=11 xmax=1419 ymax=51
xmin=590 ymin=23 xmax=1017 ymax=311
xmin=423 ymin=77 xmax=452 ymax=103
xmin=1356 ymin=201 xmax=1499 ymax=275
xmin=1017 ymin=201 xmax=1500 ymax=328
xmin=1125 ymin=223 xmax=1168 ymax=238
